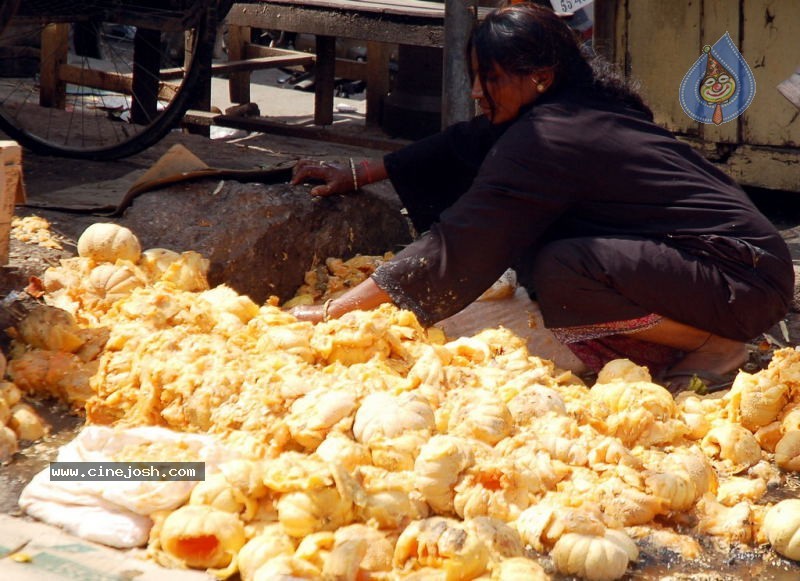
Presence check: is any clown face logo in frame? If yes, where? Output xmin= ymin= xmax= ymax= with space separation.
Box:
xmin=679 ymin=33 xmax=756 ymax=125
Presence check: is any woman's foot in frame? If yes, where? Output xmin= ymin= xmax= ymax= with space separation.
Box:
xmin=625 ymin=318 xmax=748 ymax=394
xmin=661 ymin=335 xmax=747 ymax=394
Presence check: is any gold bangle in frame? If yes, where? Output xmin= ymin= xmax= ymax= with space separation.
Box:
xmin=322 ymin=298 xmax=334 ymax=322
xmin=349 ymin=157 xmax=359 ymax=190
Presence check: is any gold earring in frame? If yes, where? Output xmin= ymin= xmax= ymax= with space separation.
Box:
xmin=537 ymin=84 xmax=545 ymax=92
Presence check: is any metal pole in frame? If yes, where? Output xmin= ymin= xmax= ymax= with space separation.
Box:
xmin=442 ymin=0 xmax=476 ymax=129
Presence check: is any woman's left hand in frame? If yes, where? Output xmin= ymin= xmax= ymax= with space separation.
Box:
xmin=291 ymin=159 xmax=354 ymax=197
xmin=289 ymin=303 xmax=326 ymax=324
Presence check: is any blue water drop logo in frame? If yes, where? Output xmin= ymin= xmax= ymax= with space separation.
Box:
xmin=679 ymin=32 xmax=756 ymax=125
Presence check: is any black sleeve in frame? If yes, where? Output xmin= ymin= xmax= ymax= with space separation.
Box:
xmin=382 ymin=115 xmax=506 ymax=232
xmin=373 ymin=121 xmax=574 ymax=325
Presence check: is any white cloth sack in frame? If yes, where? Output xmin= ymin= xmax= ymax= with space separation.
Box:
xmin=19 ymin=425 xmax=237 ymax=548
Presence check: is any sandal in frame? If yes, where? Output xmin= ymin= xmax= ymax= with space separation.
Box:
xmin=660 ymin=369 xmax=737 ymax=395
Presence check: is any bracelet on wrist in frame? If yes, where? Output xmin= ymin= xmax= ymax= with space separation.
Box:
xmin=322 ymin=298 xmax=334 ymax=322
xmin=348 ymin=158 xmax=359 ymax=191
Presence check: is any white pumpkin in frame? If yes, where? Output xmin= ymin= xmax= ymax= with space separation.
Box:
xmin=237 ymin=525 xmax=295 ymax=581
xmin=188 ymin=473 xmax=257 ymax=521
xmin=414 ymin=434 xmax=475 ymax=514
xmin=644 ymin=471 xmax=698 ymax=512
xmin=353 ymin=392 xmax=434 ymax=445
xmin=89 ymin=263 xmax=146 ymax=302
xmin=551 ymin=530 xmax=638 ymax=581
xmin=596 ymin=358 xmax=652 ymax=384
xmin=439 ymin=389 xmax=513 ymax=446
xmin=764 ymin=499 xmax=800 ymax=561
xmin=77 ymin=222 xmax=141 ymax=263
xmin=276 ymin=487 xmax=353 ymax=538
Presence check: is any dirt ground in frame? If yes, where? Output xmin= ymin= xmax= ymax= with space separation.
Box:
xmin=2 ymin=125 xmax=800 ymax=580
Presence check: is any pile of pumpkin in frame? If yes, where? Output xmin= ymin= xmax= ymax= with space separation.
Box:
xmin=6 ymin=221 xmax=800 ymax=581
xmin=0 ymin=350 xmax=49 ymax=463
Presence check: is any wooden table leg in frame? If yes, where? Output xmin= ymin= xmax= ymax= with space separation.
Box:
xmin=228 ymin=24 xmax=251 ymax=104
xmin=131 ymin=28 xmax=162 ymax=125
xmin=185 ymin=29 xmax=212 ymax=136
xmin=39 ymin=23 xmax=69 ymax=109
xmin=314 ymin=35 xmax=336 ymax=126
xmin=365 ymin=41 xmax=391 ymax=127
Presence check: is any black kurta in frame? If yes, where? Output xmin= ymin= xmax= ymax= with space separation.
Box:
xmin=371 ymin=87 xmax=793 ymax=341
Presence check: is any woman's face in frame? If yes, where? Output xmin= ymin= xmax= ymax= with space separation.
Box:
xmin=471 ymin=55 xmax=542 ymax=124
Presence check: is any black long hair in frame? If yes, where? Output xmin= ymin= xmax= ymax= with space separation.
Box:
xmin=469 ymin=3 xmax=652 ymax=119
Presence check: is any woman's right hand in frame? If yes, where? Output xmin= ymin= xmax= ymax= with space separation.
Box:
xmin=290 ymin=159 xmax=354 ymax=197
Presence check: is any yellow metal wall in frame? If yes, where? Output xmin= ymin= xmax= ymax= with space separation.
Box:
xmin=741 ymin=0 xmax=800 ymax=147
xmin=609 ymin=0 xmax=800 ymax=148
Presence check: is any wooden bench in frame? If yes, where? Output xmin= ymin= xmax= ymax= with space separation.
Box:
xmin=226 ymin=0 xmax=486 ymax=127
xmin=37 ymin=21 xmax=313 ymax=125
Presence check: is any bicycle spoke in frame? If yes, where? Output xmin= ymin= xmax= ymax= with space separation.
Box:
xmin=0 ymin=0 xmax=211 ymax=158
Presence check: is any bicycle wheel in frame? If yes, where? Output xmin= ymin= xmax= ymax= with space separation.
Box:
xmin=0 ymin=0 xmax=215 ymax=160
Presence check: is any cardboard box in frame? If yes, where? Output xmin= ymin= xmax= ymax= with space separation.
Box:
xmin=0 ymin=140 xmax=26 ymax=205
xmin=0 ymin=140 xmax=26 ymax=265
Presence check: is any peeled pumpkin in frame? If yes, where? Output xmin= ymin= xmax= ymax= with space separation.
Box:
xmin=393 ymin=517 xmax=489 ymax=581
xmin=775 ymin=431 xmax=800 ymax=472
xmin=491 ymin=557 xmax=549 ymax=580
xmin=159 ymin=251 xmax=210 ymax=292
xmin=725 ymin=371 xmax=789 ymax=432
xmin=17 ymin=305 xmax=85 ymax=353
xmin=701 ymin=423 xmax=762 ymax=474
xmin=0 ymin=381 xmax=21 ymax=407
xmin=9 ymin=402 xmax=50 ymax=441
xmin=77 ymin=222 xmax=141 ymax=263
xmin=139 ymin=248 xmax=181 ymax=281
xmin=0 ymin=425 xmax=18 ymax=463
xmin=158 ymin=505 xmax=246 ymax=571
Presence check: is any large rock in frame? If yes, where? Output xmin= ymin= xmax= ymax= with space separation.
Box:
xmin=794 ymin=263 xmax=800 ymax=313
xmin=122 ymin=179 xmax=413 ymax=303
